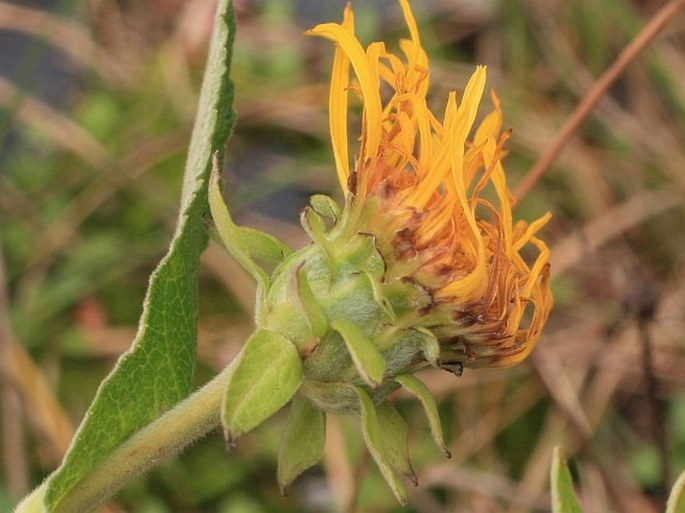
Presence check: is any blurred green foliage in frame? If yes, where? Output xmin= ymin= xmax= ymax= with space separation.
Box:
xmin=2 ymin=0 xmax=685 ymax=511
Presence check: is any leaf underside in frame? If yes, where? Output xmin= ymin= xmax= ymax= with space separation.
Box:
xmin=44 ymin=1 xmax=237 ymax=510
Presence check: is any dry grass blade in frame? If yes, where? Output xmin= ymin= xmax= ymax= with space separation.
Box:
xmin=514 ymin=0 xmax=685 ymax=202
xmin=0 ymin=248 xmax=29 ymax=496
xmin=0 ymin=1 xmax=131 ymax=85
xmin=1 ymin=246 xmax=70 ymax=493
xmin=0 ymin=75 xmax=110 ymax=169
xmin=323 ymin=415 xmax=356 ymax=513
xmin=5 ymin=340 xmax=74 ymax=465
xmin=1 ymin=249 xmax=126 ymax=513
xmin=550 ymin=188 xmax=681 ymax=277
xmin=22 ymin=132 xmax=187 ymax=274
xmin=531 ymin=348 xmax=592 ymax=439
xmin=422 ymin=464 xmax=547 ymax=511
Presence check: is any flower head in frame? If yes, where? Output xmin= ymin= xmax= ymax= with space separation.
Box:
xmin=213 ymin=0 xmax=554 ymax=504
xmin=307 ymin=0 xmax=552 ymax=368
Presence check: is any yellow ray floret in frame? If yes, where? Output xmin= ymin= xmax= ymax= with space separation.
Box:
xmin=307 ymin=0 xmax=553 ymax=368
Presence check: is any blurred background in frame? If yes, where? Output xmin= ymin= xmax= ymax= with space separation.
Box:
xmin=1 ymin=0 xmax=685 ymax=511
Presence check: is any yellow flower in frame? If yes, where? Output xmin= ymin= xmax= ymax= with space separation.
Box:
xmin=307 ymin=0 xmax=552 ymax=368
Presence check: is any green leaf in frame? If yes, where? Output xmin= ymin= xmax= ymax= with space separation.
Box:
xmin=667 ymin=469 xmax=685 ymax=513
xmin=297 ymin=264 xmax=328 ymax=338
xmin=394 ymin=374 xmax=450 ymax=457
xmin=551 ymin=446 xmax=583 ymax=513
xmin=222 ymin=329 xmax=303 ymax=442
xmin=277 ymin=395 xmax=325 ymax=494
xmin=355 ymin=387 xmax=408 ymax=505
xmin=330 ymin=318 xmax=386 ymax=387
xmin=209 ymin=161 xmax=292 ymax=291
xmin=44 ymin=2 xmax=238 ymax=511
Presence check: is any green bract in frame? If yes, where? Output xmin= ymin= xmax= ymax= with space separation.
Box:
xmin=209 ymin=175 xmax=451 ymax=502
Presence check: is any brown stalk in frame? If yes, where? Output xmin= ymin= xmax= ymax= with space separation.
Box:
xmin=0 ymin=245 xmax=29 ymax=496
xmin=513 ymin=0 xmax=685 ymax=203
xmin=638 ymin=316 xmax=671 ymax=507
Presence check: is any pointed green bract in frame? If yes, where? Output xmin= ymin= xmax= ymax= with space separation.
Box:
xmin=667 ymin=469 xmax=685 ymax=513
xmin=222 ymin=329 xmax=303 ymax=442
xmin=331 ymin=318 xmax=386 ymax=387
xmin=43 ymin=2 xmax=237 ymax=511
xmin=301 ymin=207 xmax=330 ymax=249
xmin=297 ymin=265 xmax=328 ymax=338
xmin=355 ymin=387 xmax=408 ymax=505
xmin=209 ymin=165 xmax=291 ymax=292
xmin=309 ymin=194 xmax=340 ymax=221
xmin=364 ymin=272 xmax=397 ymax=323
xmin=551 ymin=446 xmax=583 ymax=513
xmin=277 ymin=395 xmax=326 ymax=494
xmin=415 ymin=327 xmax=440 ymax=366
xmin=394 ymin=374 xmax=450 ymax=458
xmin=376 ymin=402 xmax=416 ymax=485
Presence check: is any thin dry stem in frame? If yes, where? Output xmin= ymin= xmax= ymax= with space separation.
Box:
xmin=0 ymin=245 xmax=29 ymax=496
xmin=514 ymin=0 xmax=685 ymax=202
xmin=638 ymin=318 xmax=671 ymax=507
xmin=549 ymin=187 xmax=681 ymax=277
xmin=323 ymin=415 xmax=356 ymax=513
xmin=0 ymin=75 xmax=109 ymax=169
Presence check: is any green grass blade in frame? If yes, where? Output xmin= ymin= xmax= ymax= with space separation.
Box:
xmin=551 ymin=446 xmax=583 ymax=513
xmin=43 ymin=1 xmax=237 ymax=511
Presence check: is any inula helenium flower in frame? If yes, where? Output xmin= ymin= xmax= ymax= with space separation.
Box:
xmin=308 ymin=1 xmax=552 ymax=369
xmin=209 ymin=0 xmax=552 ymax=504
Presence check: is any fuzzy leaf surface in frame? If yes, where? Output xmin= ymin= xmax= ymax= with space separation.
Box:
xmin=43 ymin=2 xmax=237 ymax=510
xmin=222 ymin=329 xmax=303 ymax=440
xmin=297 ymin=265 xmax=328 ymax=338
xmin=355 ymin=387 xmax=407 ymax=504
xmin=331 ymin=318 xmax=385 ymax=387
xmin=667 ymin=469 xmax=685 ymax=513
xmin=277 ymin=395 xmax=325 ymax=493
xmin=14 ymin=482 xmax=47 ymax=513
xmin=376 ymin=402 xmax=415 ymax=484
xmin=395 ymin=374 xmax=450 ymax=457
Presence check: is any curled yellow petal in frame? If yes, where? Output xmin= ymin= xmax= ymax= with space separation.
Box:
xmin=310 ymin=1 xmax=553 ymax=369
xmin=307 ymin=21 xmax=382 ymax=170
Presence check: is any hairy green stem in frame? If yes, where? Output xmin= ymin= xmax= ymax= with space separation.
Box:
xmin=52 ymin=361 xmax=236 ymax=513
